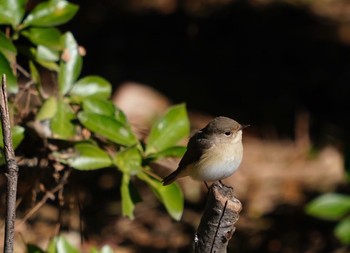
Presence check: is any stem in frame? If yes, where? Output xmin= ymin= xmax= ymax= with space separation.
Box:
xmin=0 ymin=74 xmax=19 ymax=253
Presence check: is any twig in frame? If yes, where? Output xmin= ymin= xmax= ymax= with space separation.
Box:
xmin=19 ymin=169 xmax=71 ymax=226
xmin=0 ymin=74 xmax=19 ymax=253
xmin=194 ymin=181 xmax=242 ymax=253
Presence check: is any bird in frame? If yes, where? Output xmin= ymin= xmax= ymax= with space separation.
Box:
xmin=162 ymin=116 xmax=248 ymax=186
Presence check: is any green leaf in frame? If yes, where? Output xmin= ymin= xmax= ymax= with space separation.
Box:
xmin=22 ymin=0 xmax=79 ymax=28
xmin=36 ymin=97 xmax=57 ymax=121
xmin=50 ymin=100 xmax=75 ymax=139
xmin=21 ymin=27 xmax=62 ymax=50
xmin=137 ymin=171 xmax=184 ymax=221
xmin=26 ymin=244 xmax=45 ymax=253
xmin=305 ymin=193 xmax=350 ymax=220
xmin=18 ymin=45 xmax=59 ymax=71
xmin=0 ymin=0 xmax=26 ymax=27
xmin=78 ymin=112 xmax=138 ymax=146
xmin=68 ymin=142 xmax=112 ymax=170
xmin=334 ymin=216 xmax=350 ymax=245
xmin=58 ymin=32 xmax=82 ymax=95
xmin=114 ymin=146 xmax=142 ymax=175
xmin=145 ymin=146 xmax=186 ymax=164
xmin=0 ymin=53 xmax=18 ymax=93
xmin=0 ymin=125 xmax=25 ymax=149
xmin=120 ymin=173 xmax=142 ymax=219
xmin=82 ymin=98 xmax=115 ymax=117
xmin=145 ymin=103 xmax=189 ymax=155
xmin=115 ymin=108 xmax=128 ymax=125
xmin=29 ymin=61 xmax=42 ymax=88
xmin=0 ymin=31 xmax=17 ymax=64
xmin=99 ymin=245 xmax=114 ymax=253
xmin=36 ymin=45 xmax=59 ymax=62
xmin=70 ymin=75 xmax=112 ymax=100
xmin=47 ymin=236 xmax=80 ymax=253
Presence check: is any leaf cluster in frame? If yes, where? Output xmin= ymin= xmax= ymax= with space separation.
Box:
xmin=0 ymin=0 xmax=188 ymax=226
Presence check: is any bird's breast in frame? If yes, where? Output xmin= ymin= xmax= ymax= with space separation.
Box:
xmin=189 ymin=142 xmax=243 ymax=181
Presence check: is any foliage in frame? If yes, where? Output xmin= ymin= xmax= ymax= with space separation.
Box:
xmin=27 ymin=235 xmax=114 ymax=253
xmin=0 ymin=0 xmax=187 ymax=238
xmin=306 ymin=192 xmax=350 ymax=245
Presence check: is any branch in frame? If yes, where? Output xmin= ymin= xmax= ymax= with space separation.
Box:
xmin=194 ymin=181 xmax=242 ymax=253
xmin=0 ymin=74 xmax=19 ymax=253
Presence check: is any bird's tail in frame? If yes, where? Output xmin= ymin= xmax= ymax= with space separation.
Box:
xmin=162 ymin=169 xmax=180 ymax=186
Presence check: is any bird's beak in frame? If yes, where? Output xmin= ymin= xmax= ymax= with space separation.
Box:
xmin=240 ymin=124 xmax=250 ymax=130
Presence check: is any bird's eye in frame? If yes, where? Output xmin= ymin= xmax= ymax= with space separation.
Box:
xmin=224 ymin=131 xmax=232 ymax=136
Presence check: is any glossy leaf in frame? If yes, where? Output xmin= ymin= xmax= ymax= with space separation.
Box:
xmin=21 ymin=27 xmax=62 ymax=50
xmin=0 ymin=31 xmax=17 ymax=64
xmin=0 ymin=0 xmax=26 ymax=27
xmin=50 ymin=100 xmax=75 ymax=139
xmin=68 ymin=142 xmax=112 ymax=170
xmin=335 ymin=216 xmax=350 ymax=245
xmin=78 ymin=112 xmax=138 ymax=146
xmin=0 ymin=53 xmax=18 ymax=93
xmin=22 ymin=0 xmax=79 ymax=28
xmin=305 ymin=193 xmax=350 ymax=220
xmin=36 ymin=45 xmax=59 ymax=62
xmin=145 ymin=103 xmax=189 ymax=155
xmin=115 ymin=108 xmax=128 ymax=125
xmin=29 ymin=61 xmax=42 ymax=88
xmin=137 ymin=171 xmax=183 ymax=221
xmin=0 ymin=125 xmax=25 ymax=149
xmin=82 ymin=98 xmax=115 ymax=117
xmin=114 ymin=146 xmax=142 ymax=175
xmin=58 ymin=32 xmax=82 ymax=95
xmin=70 ymin=75 xmax=111 ymax=100
xmin=145 ymin=146 xmax=186 ymax=164
xmin=36 ymin=97 xmax=57 ymax=121
xmin=19 ymin=46 xmax=59 ymax=71
xmin=121 ymin=173 xmax=142 ymax=219
xmin=47 ymin=236 xmax=80 ymax=253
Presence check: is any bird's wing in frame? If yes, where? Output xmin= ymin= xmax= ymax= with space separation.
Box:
xmin=178 ymin=131 xmax=212 ymax=169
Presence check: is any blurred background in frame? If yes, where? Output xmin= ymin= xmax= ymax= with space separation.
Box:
xmin=5 ymin=0 xmax=350 ymax=252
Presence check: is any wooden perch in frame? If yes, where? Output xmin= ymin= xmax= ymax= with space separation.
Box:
xmin=194 ymin=181 xmax=242 ymax=253
xmin=1 ymin=74 xmax=19 ymax=253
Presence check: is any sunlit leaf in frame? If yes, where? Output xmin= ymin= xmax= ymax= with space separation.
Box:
xmin=138 ymin=171 xmax=183 ymax=221
xmin=70 ymin=75 xmax=111 ymax=100
xmin=0 ymin=53 xmax=18 ymax=93
xmin=68 ymin=142 xmax=112 ymax=170
xmin=82 ymin=98 xmax=115 ymax=117
xmin=47 ymin=235 xmax=80 ymax=253
xmin=21 ymin=27 xmax=62 ymax=50
xmin=58 ymin=32 xmax=82 ymax=95
xmin=50 ymin=100 xmax=75 ymax=139
xmin=78 ymin=112 xmax=138 ymax=146
xmin=100 ymin=245 xmax=115 ymax=253
xmin=144 ymin=146 xmax=186 ymax=164
xmin=114 ymin=146 xmax=142 ymax=175
xmin=29 ymin=61 xmax=42 ymax=89
xmin=335 ymin=216 xmax=350 ymax=245
xmin=0 ymin=125 xmax=25 ymax=149
xmin=0 ymin=0 xmax=26 ymax=27
xmin=22 ymin=0 xmax=79 ymax=28
xmin=305 ymin=193 xmax=350 ymax=220
xmin=36 ymin=97 xmax=57 ymax=121
xmin=145 ymin=103 xmax=189 ymax=155
xmin=121 ymin=173 xmax=142 ymax=219
xmin=115 ymin=108 xmax=128 ymax=125
xmin=0 ymin=31 xmax=17 ymax=64
xmin=36 ymin=45 xmax=59 ymax=62
xmin=18 ymin=46 xmax=59 ymax=71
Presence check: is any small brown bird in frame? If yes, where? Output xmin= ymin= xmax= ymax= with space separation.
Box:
xmin=162 ymin=116 xmax=248 ymax=186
